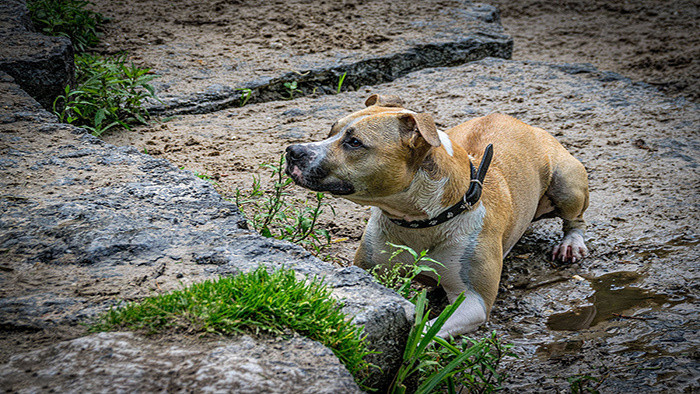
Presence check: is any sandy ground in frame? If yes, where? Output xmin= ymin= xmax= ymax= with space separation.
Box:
xmin=87 ymin=0 xmax=699 ymax=391
xmin=491 ymin=0 xmax=699 ymax=101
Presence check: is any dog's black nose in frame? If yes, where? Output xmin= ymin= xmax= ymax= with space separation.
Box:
xmin=286 ymin=144 xmax=309 ymax=164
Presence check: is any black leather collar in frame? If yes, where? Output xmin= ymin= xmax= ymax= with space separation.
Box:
xmin=389 ymin=144 xmax=493 ymax=229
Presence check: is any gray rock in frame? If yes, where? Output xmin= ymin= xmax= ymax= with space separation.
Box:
xmin=0 ymin=0 xmax=33 ymax=35
xmin=0 ymin=71 xmax=413 ymax=391
xmin=0 ymin=332 xmax=362 ymax=393
xmin=327 ymin=266 xmax=413 ymax=391
xmin=0 ymin=0 xmax=75 ymax=110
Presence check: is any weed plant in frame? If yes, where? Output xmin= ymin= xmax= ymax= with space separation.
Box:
xmin=235 ymin=154 xmax=333 ymax=257
xmin=29 ymin=0 xmax=158 ymax=137
xmin=28 ymin=0 xmax=105 ymax=52
xmin=283 ymin=81 xmax=302 ymax=99
xmin=372 ymin=244 xmax=514 ymax=393
xmin=91 ymin=267 xmax=374 ymax=387
xmin=388 ymin=290 xmax=514 ymax=394
xmin=53 ymin=53 xmax=158 ymax=137
xmin=192 ymin=170 xmax=217 ymax=186
xmin=418 ymin=331 xmax=514 ymax=393
xmin=371 ymin=243 xmax=443 ymax=302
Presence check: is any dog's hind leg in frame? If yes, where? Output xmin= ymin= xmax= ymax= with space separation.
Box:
xmin=547 ymin=158 xmax=590 ymax=263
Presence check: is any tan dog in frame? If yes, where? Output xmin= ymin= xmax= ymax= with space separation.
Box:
xmin=285 ymin=94 xmax=589 ymax=337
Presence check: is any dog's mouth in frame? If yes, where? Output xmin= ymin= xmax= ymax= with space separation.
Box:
xmin=285 ymin=162 xmax=355 ymax=196
xmin=287 ymin=163 xmax=304 ymax=182
xmin=285 ymin=162 xmax=312 ymax=188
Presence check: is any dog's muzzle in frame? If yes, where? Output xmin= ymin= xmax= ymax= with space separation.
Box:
xmin=284 ymin=144 xmax=355 ymax=195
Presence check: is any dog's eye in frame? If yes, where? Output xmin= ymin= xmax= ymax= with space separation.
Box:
xmin=344 ymin=137 xmax=364 ymax=149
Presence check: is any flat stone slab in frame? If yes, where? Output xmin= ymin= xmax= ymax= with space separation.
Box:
xmin=89 ymin=0 xmax=511 ymax=115
xmin=0 ymin=72 xmax=412 ymax=391
xmin=0 ymin=332 xmax=361 ymax=393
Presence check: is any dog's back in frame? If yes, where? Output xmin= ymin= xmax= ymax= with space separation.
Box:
xmin=448 ymin=113 xmax=588 ymax=256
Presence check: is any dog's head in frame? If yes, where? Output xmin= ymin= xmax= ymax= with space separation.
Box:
xmin=285 ymin=94 xmax=442 ymax=201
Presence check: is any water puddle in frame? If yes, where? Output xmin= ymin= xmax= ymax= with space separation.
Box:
xmin=546 ymin=271 xmax=686 ymax=331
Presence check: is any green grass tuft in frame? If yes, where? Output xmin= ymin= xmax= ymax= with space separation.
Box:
xmin=337 ymin=72 xmax=347 ymax=94
xmin=389 ymin=290 xmax=515 ymax=394
xmin=370 ymin=244 xmax=515 ymax=393
xmin=91 ymin=267 xmax=374 ymax=387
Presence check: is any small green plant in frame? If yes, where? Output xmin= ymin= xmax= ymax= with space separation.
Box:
xmin=30 ymin=0 xmax=158 ymax=137
xmin=389 ymin=290 xmax=514 ymax=393
xmin=337 ymin=72 xmax=347 ymax=94
xmin=371 ymin=244 xmax=515 ymax=393
xmin=193 ymin=170 xmax=217 ymax=186
xmin=28 ymin=0 xmax=106 ymax=53
xmin=371 ymin=243 xmax=443 ymax=301
xmin=390 ymin=290 xmax=466 ymax=393
xmin=53 ymin=53 xmax=158 ymax=137
xmin=420 ymin=332 xmax=514 ymax=393
xmin=235 ymin=154 xmax=333 ymax=257
xmin=238 ymin=88 xmax=252 ymax=107
xmin=283 ymin=81 xmax=302 ymax=99
xmin=91 ymin=267 xmax=374 ymax=388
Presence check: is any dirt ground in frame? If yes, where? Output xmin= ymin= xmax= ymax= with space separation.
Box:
xmin=92 ymin=0 xmax=699 ymax=101
xmin=491 ymin=0 xmax=699 ymax=101
xmin=88 ymin=0 xmax=699 ymax=391
xmin=90 ymin=0 xmax=506 ymax=99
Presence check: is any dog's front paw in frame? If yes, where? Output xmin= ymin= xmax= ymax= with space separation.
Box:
xmin=552 ymin=231 xmax=588 ymax=263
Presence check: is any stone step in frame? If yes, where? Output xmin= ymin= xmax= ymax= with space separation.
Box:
xmin=137 ymin=2 xmax=512 ymax=116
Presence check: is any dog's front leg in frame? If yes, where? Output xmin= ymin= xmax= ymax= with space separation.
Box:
xmin=430 ymin=239 xmax=503 ymax=338
xmin=433 ymin=290 xmax=488 ymax=338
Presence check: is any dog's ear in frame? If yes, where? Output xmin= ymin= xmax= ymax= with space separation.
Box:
xmin=398 ymin=112 xmax=441 ymax=149
xmin=365 ymin=94 xmax=405 ymax=108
